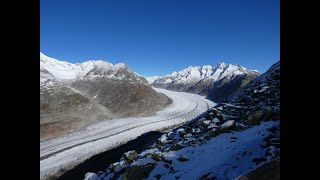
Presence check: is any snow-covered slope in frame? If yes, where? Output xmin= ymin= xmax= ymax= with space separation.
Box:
xmin=40 ymin=52 xmax=98 ymax=80
xmin=150 ymin=63 xmax=260 ymax=102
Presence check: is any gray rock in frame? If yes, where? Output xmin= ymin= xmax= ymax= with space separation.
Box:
xmin=220 ymin=120 xmax=235 ymax=131
xmin=124 ymin=150 xmax=138 ymax=161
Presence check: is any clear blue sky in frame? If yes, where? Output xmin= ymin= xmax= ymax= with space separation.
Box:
xmin=40 ymin=0 xmax=279 ymax=76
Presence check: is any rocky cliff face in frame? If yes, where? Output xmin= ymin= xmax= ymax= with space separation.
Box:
xmin=40 ymin=52 xmax=171 ymax=140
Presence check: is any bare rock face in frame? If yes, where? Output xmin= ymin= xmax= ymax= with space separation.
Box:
xmin=71 ymin=79 xmax=170 ymax=118
xmin=40 ymin=52 xmax=171 ymax=140
xmin=40 ymin=80 xmax=112 ymax=140
xmin=204 ymin=73 xmax=258 ymax=102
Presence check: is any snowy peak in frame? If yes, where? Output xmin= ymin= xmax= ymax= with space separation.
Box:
xmin=150 ymin=62 xmax=259 ymax=85
xmin=217 ymin=62 xmax=227 ymax=69
xmin=149 ymin=62 xmax=260 ymax=101
xmin=40 ymin=52 xmax=147 ymax=84
xmin=40 ymin=52 xmax=92 ymax=80
xmin=145 ymin=76 xmax=160 ymax=84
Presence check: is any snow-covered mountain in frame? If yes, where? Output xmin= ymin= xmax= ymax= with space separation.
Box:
xmin=145 ymin=76 xmax=160 ymax=84
xmin=40 ymin=52 xmax=170 ymax=140
xmin=40 ymin=52 xmax=147 ymax=84
xmin=150 ymin=63 xmax=260 ymax=102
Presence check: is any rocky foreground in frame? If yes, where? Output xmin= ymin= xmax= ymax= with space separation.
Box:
xmin=84 ymin=61 xmax=280 ymax=180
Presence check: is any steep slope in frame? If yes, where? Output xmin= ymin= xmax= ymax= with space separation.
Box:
xmin=203 ymin=72 xmax=259 ymax=102
xmin=71 ymin=59 xmax=170 ymax=118
xmin=40 ymin=81 xmax=111 ymax=140
xmin=40 ymin=52 xmax=171 ymax=140
xmin=230 ymin=61 xmax=280 ymax=106
xmin=84 ymin=61 xmax=280 ymax=180
xmin=150 ymin=63 xmax=260 ymax=102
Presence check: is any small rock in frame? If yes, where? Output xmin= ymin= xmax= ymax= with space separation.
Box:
xmin=190 ymin=139 xmax=199 ymax=145
xmin=170 ymin=143 xmax=184 ymax=151
xmin=151 ymin=153 xmax=162 ymax=161
xmin=160 ymin=134 xmax=168 ymax=143
xmin=197 ymin=117 xmax=207 ymax=121
xmin=124 ymin=150 xmax=138 ymax=161
xmin=212 ymin=118 xmax=220 ymax=123
xmin=252 ymin=157 xmax=267 ymax=166
xmin=248 ymin=110 xmax=264 ymax=124
xmin=196 ymin=120 xmax=211 ymax=127
xmin=122 ymin=163 xmax=156 ymax=180
xmin=177 ymin=157 xmax=189 ymax=162
xmin=207 ymin=123 xmax=218 ymax=129
xmin=163 ymin=158 xmax=173 ymax=164
xmin=154 ymin=174 xmax=162 ymax=180
xmin=220 ymin=120 xmax=235 ymax=131
xmin=176 ymin=128 xmax=186 ymax=137
xmin=167 ymin=132 xmax=175 ymax=139
xmin=191 ymin=128 xmax=201 ymax=134
xmin=204 ymin=129 xmax=218 ymax=140
xmin=163 ymin=164 xmax=170 ymax=168
xmin=84 ymin=172 xmax=99 ymax=180
xmin=184 ymin=133 xmax=192 ymax=138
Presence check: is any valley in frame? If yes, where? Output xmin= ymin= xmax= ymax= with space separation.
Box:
xmin=40 ymin=88 xmax=215 ymax=179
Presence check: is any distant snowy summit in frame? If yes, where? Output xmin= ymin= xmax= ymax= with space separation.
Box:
xmin=40 ymin=52 xmax=147 ymax=84
xmin=148 ymin=63 xmax=258 ymax=85
xmin=148 ymin=63 xmax=260 ymax=102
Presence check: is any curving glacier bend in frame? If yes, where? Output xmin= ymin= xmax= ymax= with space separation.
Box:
xmin=40 ymin=88 xmax=216 ymax=179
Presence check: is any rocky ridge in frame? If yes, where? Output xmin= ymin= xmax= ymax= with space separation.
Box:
xmin=150 ymin=63 xmax=260 ymax=102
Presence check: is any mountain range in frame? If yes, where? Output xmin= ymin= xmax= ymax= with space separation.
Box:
xmin=147 ymin=63 xmax=260 ymax=102
xmin=40 ymin=52 xmax=171 ymax=140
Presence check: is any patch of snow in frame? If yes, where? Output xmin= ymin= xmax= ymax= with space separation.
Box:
xmin=208 ymin=123 xmax=218 ymax=129
xmin=84 ymin=172 xmax=99 ymax=180
xmin=147 ymin=121 xmax=279 ymax=180
xmin=212 ymin=118 xmax=220 ymax=123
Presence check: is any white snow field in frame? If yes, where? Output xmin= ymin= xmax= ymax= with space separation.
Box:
xmin=127 ymin=121 xmax=279 ymax=180
xmin=40 ymin=88 xmax=216 ymax=179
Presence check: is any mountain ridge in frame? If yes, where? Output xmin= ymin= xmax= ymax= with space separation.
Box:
xmin=149 ymin=63 xmax=260 ymax=102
